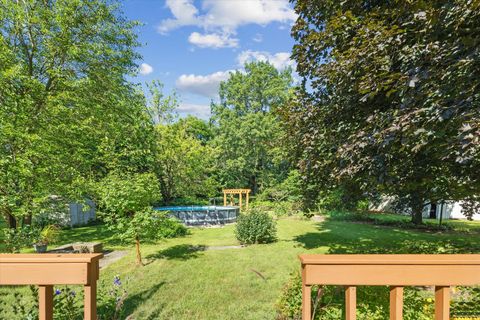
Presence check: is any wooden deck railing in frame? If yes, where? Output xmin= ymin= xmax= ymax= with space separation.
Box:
xmin=0 ymin=253 xmax=103 ymax=320
xmin=299 ymin=254 xmax=480 ymax=320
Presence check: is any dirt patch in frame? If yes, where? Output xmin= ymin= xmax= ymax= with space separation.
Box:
xmin=312 ymin=215 xmax=326 ymax=222
xmin=204 ymin=245 xmax=245 ymax=250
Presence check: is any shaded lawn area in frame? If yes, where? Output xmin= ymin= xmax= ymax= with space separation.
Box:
xmin=331 ymin=210 xmax=480 ymax=234
xmin=1 ymin=215 xmax=480 ymax=319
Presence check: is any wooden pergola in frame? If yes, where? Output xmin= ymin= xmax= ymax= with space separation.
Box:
xmin=223 ymin=188 xmax=251 ymax=210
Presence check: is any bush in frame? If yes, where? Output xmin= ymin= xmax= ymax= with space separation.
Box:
xmin=235 ymin=209 xmax=277 ymax=244
xmin=316 ymin=187 xmax=369 ymax=213
xmin=251 ymin=200 xmax=302 ymax=217
xmin=153 ymin=212 xmax=188 ymax=238
xmin=2 ymin=226 xmax=37 ymax=253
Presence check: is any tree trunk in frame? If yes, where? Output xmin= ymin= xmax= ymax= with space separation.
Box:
xmin=250 ymin=176 xmax=258 ymax=195
xmin=410 ymin=194 xmax=424 ymax=225
xmin=4 ymin=208 xmax=17 ymax=229
xmin=24 ymin=214 xmax=32 ymax=226
xmin=135 ymin=237 xmax=143 ymax=266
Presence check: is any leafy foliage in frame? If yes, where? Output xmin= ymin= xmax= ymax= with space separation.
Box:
xmin=1 ymin=225 xmax=36 ymax=252
xmin=461 ymin=197 xmax=480 ymax=221
xmin=212 ymin=62 xmax=294 ymax=194
xmin=155 ymin=121 xmax=218 ymax=204
xmin=34 ymin=225 xmax=60 ymax=245
xmin=0 ymin=0 xmax=142 ymax=228
xmin=285 ymin=0 xmax=480 ymax=223
xmin=257 ymin=170 xmax=303 ymax=203
xmin=235 ymin=209 xmax=277 ymax=244
xmin=97 ymin=172 xmax=161 ymax=264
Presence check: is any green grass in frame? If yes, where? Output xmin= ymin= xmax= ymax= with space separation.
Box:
xmin=1 ymin=214 xmax=480 ymax=319
xmin=329 ymin=210 xmax=480 ymax=234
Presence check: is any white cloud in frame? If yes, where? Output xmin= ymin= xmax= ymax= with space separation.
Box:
xmin=237 ymin=50 xmax=294 ymax=70
xmin=252 ymin=33 xmax=263 ymax=43
xmin=158 ymin=0 xmax=297 ymax=45
xmin=176 ymin=70 xmax=232 ymax=98
xmin=188 ymin=32 xmax=239 ymax=48
xmin=158 ymin=0 xmax=199 ymax=34
xmin=177 ymin=103 xmax=211 ymax=119
xmin=139 ymin=63 xmax=153 ymax=75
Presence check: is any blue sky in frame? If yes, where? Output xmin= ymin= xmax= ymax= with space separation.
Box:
xmin=122 ymin=0 xmax=297 ymax=119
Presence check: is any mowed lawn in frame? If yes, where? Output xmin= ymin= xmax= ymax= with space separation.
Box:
xmin=2 ymin=215 xmax=480 ymax=319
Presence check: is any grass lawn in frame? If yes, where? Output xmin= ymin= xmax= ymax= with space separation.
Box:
xmin=1 ymin=214 xmax=480 ymax=319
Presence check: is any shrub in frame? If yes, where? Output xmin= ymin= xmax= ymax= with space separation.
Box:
xmin=34 ymin=225 xmax=60 ymax=245
xmin=251 ymin=200 xmax=302 ymax=217
xmin=316 ymin=187 xmax=369 ymax=213
xmin=2 ymin=226 xmax=37 ymax=253
xmin=257 ymin=170 xmax=303 ymax=204
xmin=235 ymin=209 xmax=277 ymax=244
xmin=153 ymin=211 xmax=188 ymax=238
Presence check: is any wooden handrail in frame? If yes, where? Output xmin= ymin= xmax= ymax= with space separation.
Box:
xmin=299 ymin=254 xmax=480 ymax=320
xmin=0 ymin=253 xmax=103 ymax=320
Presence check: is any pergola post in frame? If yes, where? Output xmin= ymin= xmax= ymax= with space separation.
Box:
xmin=222 ymin=189 xmax=251 ymax=211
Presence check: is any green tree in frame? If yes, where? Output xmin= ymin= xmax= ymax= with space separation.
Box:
xmin=211 ymin=62 xmax=294 ymax=194
xmin=155 ymin=122 xmax=217 ymax=204
xmin=287 ymin=0 xmax=480 ymax=223
xmin=146 ymin=80 xmax=178 ymax=124
xmin=0 ymin=0 xmax=140 ymax=228
xmin=97 ymin=172 xmax=160 ymax=265
xmin=176 ymin=115 xmax=214 ymax=145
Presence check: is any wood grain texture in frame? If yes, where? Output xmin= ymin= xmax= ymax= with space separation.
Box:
xmin=435 ymin=286 xmax=450 ymax=320
xmin=0 ymin=254 xmax=102 ymax=319
xmin=39 ymin=285 xmax=53 ymax=320
xmin=345 ymin=286 xmax=356 ymax=320
xmin=299 ymin=255 xmax=480 ymax=320
xmin=390 ymin=286 xmax=403 ymax=320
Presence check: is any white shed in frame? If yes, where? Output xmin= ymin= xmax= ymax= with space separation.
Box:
xmin=422 ymin=201 xmax=480 ymax=221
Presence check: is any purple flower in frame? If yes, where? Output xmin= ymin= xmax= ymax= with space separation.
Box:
xmin=113 ymin=276 xmax=121 ymax=286
xmin=69 ymin=290 xmax=76 ymax=297
xmin=55 ymin=289 xmax=62 ymax=296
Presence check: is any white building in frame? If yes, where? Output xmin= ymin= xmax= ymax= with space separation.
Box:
xmin=373 ymin=198 xmax=480 ymax=221
xmin=422 ymin=201 xmax=480 ymax=221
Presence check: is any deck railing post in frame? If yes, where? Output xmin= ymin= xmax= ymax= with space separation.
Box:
xmin=0 ymin=253 xmax=102 ymax=320
xmin=389 ymin=286 xmax=403 ymax=320
xmin=435 ymin=286 xmax=450 ymax=320
xmin=345 ymin=286 xmax=357 ymax=320
xmin=302 ymin=264 xmax=312 ymax=320
xmin=84 ymin=261 xmax=99 ymax=320
xmin=39 ymin=285 xmax=54 ymax=320
xmin=299 ymin=254 xmax=480 ymax=320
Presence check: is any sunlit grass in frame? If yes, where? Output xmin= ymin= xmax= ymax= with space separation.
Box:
xmin=1 ymin=215 xmax=480 ymax=319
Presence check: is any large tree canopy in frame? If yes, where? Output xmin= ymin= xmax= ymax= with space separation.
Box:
xmin=211 ymin=62 xmax=294 ymax=194
xmin=0 ymin=0 xmax=143 ymax=227
xmin=286 ymin=0 xmax=480 ymax=222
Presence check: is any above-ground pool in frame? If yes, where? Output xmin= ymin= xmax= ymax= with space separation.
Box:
xmin=154 ymin=206 xmax=239 ymax=226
